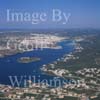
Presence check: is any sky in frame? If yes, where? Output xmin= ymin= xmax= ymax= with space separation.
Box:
xmin=0 ymin=0 xmax=100 ymax=29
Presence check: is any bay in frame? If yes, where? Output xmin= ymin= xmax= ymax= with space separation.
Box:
xmin=0 ymin=40 xmax=75 ymax=87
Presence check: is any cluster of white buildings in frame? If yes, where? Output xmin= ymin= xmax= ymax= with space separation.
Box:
xmin=61 ymin=53 xmax=79 ymax=62
xmin=41 ymin=63 xmax=70 ymax=77
xmin=76 ymin=68 xmax=100 ymax=77
xmin=0 ymin=83 xmax=82 ymax=100
xmin=6 ymin=34 xmax=65 ymax=51
xmin=48 ymin=68 xmax=69 ymax=77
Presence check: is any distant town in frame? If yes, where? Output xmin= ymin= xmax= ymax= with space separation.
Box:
xmin=0 ymin=33 xmax=65 ymax=58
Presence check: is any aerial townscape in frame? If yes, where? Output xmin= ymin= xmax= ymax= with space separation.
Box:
xmin=0 ymin=29 xmax=100 ymax=100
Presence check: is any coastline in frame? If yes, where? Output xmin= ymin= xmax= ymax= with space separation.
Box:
xmin=41 ymin=38 xmax=82 ymax=77
xmin=0 ymin=32 xmax=100 ymax=100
